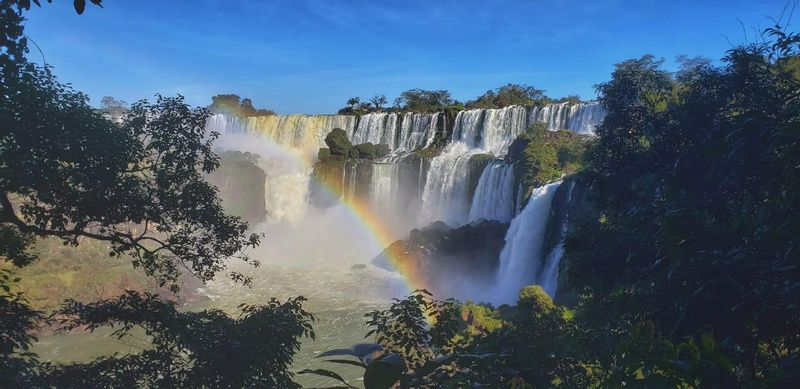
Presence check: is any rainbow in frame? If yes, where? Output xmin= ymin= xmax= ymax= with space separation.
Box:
xmin=220 ymin=128 xmax=429 ymax=296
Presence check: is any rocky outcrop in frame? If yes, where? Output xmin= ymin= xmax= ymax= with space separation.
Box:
xmin=206 ymin=151 xmax=266 ymax=225
xmin=541 ymin=174 xmax=593 ymax=306
xmin=373 ymin=220 xmax=509 ymax=297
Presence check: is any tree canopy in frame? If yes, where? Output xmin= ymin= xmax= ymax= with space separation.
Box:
xmin=1 ymin=3 xmax=313 ymax=386
xmin=209 ymin=93 xmax=276 ymax=117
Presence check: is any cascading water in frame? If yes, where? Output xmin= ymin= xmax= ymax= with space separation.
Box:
xmin=351 ymin=113 xmax=399 ymax=147
xmin=568 ymin=103 xmax=606 ymax=134
xmin=527 ymin=101 xmax=606 ymax=134
xmin=397 ymin=112 xmax=440 ymax=152
xmin=419 ymin=143 xmax=474 ymax=226
xmin=419 ymin=106 xmax=527 ymax=225
xmin=370 ymin=163 xmax=400 ymax=211
xmin=469 ymin=161 xmax=516 ymax=222
xmin=488 ymin=181 xmax=561 ymax=305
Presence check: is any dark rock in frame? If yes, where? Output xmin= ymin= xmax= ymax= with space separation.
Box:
xmin=373 ymin=220 xmax=510 ymax=298
xmin=325 ymin=128 xmax=353 ymax=157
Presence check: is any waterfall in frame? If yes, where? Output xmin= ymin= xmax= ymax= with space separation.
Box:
xmin=419 ymin=143 xmax=474 ymax=226
xmin=489 ymin=181 xmax=561 ymax=305
xmin=397 ymin=112 xmax=440 ymax=152
xmin=207 ymin=113 xmax=357 ymax=151
xmin=351 ymin=113 xmax=399 ymax=148
xmin=568 ymin=102 xmax=606 ymax=134
xmin=469 ymin=161 xmax=516 ymax=222
xmin=207 ymin=101 xmax=604 ymax=229
xmin=419 ymin=106 xmax=527 ymax=225
xmin=527 ymin=101 xmax=605 ymax=133
xmin=370 ymin=163 xmax=400 ymax=211
xmin=350 ymin=112 xmax=442 ymax=163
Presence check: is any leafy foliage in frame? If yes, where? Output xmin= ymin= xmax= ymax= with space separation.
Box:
xmin=393 ymin=89 xmax=456 ymax=113
xmin=41 ymin=291 xmax=315 ymax=388
xmin=0 ymin=268 xmax=41 ymax=387
xmin=209 ymin=93 xmax=276 ymax=117
xmin=563 ymin=25 xmax=800 ymax=386
xmin=1 ymin=4 xmax=315 ymax=387
xmin=507 ymin=123 xmax=590 ymax=203
xmin=466 ymin=83 xmax=547 ymax=109
xmin=7 ymin=0 xmax=102 ymax=15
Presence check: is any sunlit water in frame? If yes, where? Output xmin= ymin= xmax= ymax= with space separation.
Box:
xmin=33 ymin=265 xmax=401 ymax=387
xmin=33 ymin=204 xmax=409 ymax=388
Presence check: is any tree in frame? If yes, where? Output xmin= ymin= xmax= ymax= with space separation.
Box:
xmin=7 ymin=0 xmax=103 ymax=15
xmin=369 ymin=94 xmax=387 ymax=111
xmin=564 ymin=28 xmax=800 ymax=386
xmin=1 ymin=3 xmax=313 ymax=386
xmin=346 ymin=96 xmax=360 ymax=108
xmin=209 ymin=94 xmax=275 ymax=116
xmin=209 ymin=93 xmax=242 ymax=113
xmin=41 ymin=292 xmax=314 ymax=388
xmin=99 ymin=95 xmax=127 ymax=118
xmin=394 ymin=89 xmax=454 ymax=112
xmin=466 ymin=83 xmax=548 ymax=108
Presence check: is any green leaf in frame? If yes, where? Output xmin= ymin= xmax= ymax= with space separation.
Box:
xmin=317 ymin=343 xmax=382 ymax=359
xmin=73 ymin=0 xmax=85 ymax=14
xmin=324 ymin=358 xmax=368 ymax=369
xmin=364 ymin=353 xmax=405 ymax=389
xmin=297 ymin=369 xmax=357 ymax=389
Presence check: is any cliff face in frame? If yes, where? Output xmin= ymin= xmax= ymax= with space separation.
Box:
xmin=540 ymin=175 xmax=593 ymax=306
xmin=206 ymin=151 xmax=267 ymax=225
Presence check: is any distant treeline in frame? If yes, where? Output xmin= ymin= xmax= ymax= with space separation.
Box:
xmin=208 ymin=94 xmax=277 ymax=117
xmin=208 ymin=84 xmax=584 ymax=118
xmin=337 ymin=83 xmax=583 ymax=115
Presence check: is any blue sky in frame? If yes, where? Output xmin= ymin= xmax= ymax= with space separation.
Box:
xmin=21 ymin=0 xmax=789 ymax=113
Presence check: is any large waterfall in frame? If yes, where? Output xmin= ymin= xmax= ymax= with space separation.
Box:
xmin=489 ymin=181 xmax=562 ymax=305
xmin=207 ymin=113 xmax=357 ymax=152
xmin=207 ymin=101 xmax=603 ymax=304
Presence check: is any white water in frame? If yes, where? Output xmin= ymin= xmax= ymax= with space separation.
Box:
xmin=351 ymin=113 xmax=399 ymax=147
xmin=207 ymin=113 xmax=357 ymax=154
xmin=487 ymin=181 xmax=562 ymax=305
xmin=419 ymin=143 xmax=474 ymax=226
xmin=469 ymin=161 xmax=516 ymax=222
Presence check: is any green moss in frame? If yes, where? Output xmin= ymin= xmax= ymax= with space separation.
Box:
xmin=317 ymin=147 xmax=331 ymax=161
xmin=466 ymin=153 xmax=495 ymax=201
xmin=512 ymin=124 xmax=589 ymax=204
xmin=461 ymin=301 xmax=505 ymax=333
xmin=413 ymin=145 xmax=443 ymax=159
xmin=353 ymin=142 xmax=390 ymax=159
xmin=518 ymin=285 xmax=555 ymax=313
xmin=324 ymin=128 xmax=353 ymax=157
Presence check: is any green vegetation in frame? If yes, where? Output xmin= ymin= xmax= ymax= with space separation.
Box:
xmin=466 ymin=83 xmax=547 ymax=108
xmin=1 ymin=237 xmax=163 ymax=312
xmin=324 ymin=127 xmax=354 ymax=157
xmin=353 ymin=142 xmax=391 ymax=160
xmin=393 ymin=89 xmax=457 ymax=113
xmin=1 ymin=4 xmax=312 ymax=387
xmin=337 ymin=94 xmax=388 ymax=115
xmin=338 ymin=89 xmax=464 ymax=114
xmin=337 ymin=84 xmax=587 ymax=115
xmin=209 ymin=94 xmax=276 ymax=116
xmin=3 ymin=1 xmax=800 ymax=387
xmin=310 ymin=23 xmax=800 ymax=389
xmin=508 ymin=123 xmax=589 ymax=203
